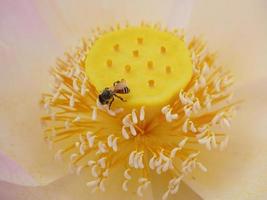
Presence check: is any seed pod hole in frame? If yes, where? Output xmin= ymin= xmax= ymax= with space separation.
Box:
xmin=125 ymin=64 xmax=131 ymax=73
xmin=113 ymin=44 xmax=119 ymax=51
xmin=147 ymin=61 xmax=154 ymax=70
xmin=106 ymin=59 xmax=112 ymax=67
xmin=148 ymin=80 xmax=155 ymax=88
xmin=137 ymin=37 xmax=143 ymax=44
xmin=165 ymin=65 xmax=172 ymax=74
xmin=133 ymin=50 xmax=139 ymax=57
xmin=160 ymin=46 xmax=166 ymax=54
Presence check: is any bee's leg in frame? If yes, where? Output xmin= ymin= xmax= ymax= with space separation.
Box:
xmin=109 ymin=97 xmax=115 ymax=109
xmin=114 ymin=94 xmax=127 ymax=102
xmin=113 ymin=81 xmax=120 ymax=86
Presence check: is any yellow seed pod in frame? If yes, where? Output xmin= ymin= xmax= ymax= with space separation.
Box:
xmin=85 ymin=26 xmax=192 ymax=108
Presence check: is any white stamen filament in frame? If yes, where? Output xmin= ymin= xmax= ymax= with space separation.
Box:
xmin=124 ymin=168 xmax=131 ymax=180
xmin=73 ymin=78 xmax=79 ymax=92
xmin=129 ymin=150 xmax=137 ymax=167
xmin=122 ymin=114 xmax=132 ymax=127
xmin=102 ymin=168 xmax=109 ymax=177
xmin=178 ymin=137 xmax=188 ymax=148
xmin=107 ymin=134 xmax=114 ymax=147
xmin=91 ymin=164 xmax=98 ymax=177
xmin=137 ymin=185 xmax=144 ymax=197
xmin=76 ymin=165 xmax=85 ymax=175
xmin=98 ymin=157 xmax=106 ymax=169
xmin=112 ymin=137 xmax=118 ymax=152
xmin=69 ymin=94 xmax=75 ymax=107
xmin=91 ymin=107 xmax=97 ymax=121
xmin=122 ymin=126 xmax=130 ymax=139
xmin=98 ymin=142 xmax=107 ymax=153
xmin=99 ymin=179 xmax=105 ymax=192
xmin=87 ymin=160 xmax=96 ymax=166
xmin=122 ymin=180 xmax=128 ymax=192
xmin=88 ymin=135 xmax=96 ymax=148
xmin=170 ymin=147 xmax=181 ymax=158
xmin=86 ymin=180 xmax=99 ymax=188
xmin=54 ymin=149 xmax=63 ymax=161
xmin=149 ymin=154 xmax=157 ymax=170
xmin=73 ymin=115 xmax=80 ymax=122
xmin=162 ymin=190 xmax=170 ymax=200
xmin=129 ymin=125 xmax=137 ymax=136
xmin=139 ymin=106 xmax=145 ymax=121
xmin=131 ymin=109 xmax=138 ymax=124
xmin=197 ymin=162 xmax=208 ymax=172
xmin=161 ymin=105 xmax=170 ymax=114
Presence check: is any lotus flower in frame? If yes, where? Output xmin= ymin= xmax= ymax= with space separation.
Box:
xmin=1 ymin=0 xmax=267 ymax=200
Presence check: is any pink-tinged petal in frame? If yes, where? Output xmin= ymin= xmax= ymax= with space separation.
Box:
xmin=188 ymin=0 xmax=267 ymax=84
xmin=0 ymin=151 xmax=36 ymax=186
xmin=0 ymin=171 xmax=202 ymax=200
xmin=185 ymin=79 xmax=267 ymax=199
xmin=184 ymin=1 xmax=267 ymax=199
xmin=151 ymin=172 xmax=203 ymax=200
xmin=35 ymin=0 xmax=194 ymax=46
xmin=0 ymin=0 xmax=68 ymax=185
xmin=0 ymin=166 xmax=152 ymax=200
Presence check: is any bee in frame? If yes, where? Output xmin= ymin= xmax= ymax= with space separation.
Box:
xmin=98 ymin=79 xmax=130 ymax=109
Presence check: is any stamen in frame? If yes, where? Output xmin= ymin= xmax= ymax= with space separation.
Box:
xmin=122 ymin=180 xmax=129 ymax=191
xmin=41 ymin=25 xmax=237 ymax=198
xmin=129 ymin=125 xmax=137 ymax=136
xmin=124 ymin=168 xmax=131 ymax=180
xmin=131 ymin=109 xmax=138 ymax=124
xmin=139 ymin=106 xmax=145 ymax=121
xmin=122 ymin=126 xmax=130 ymax=139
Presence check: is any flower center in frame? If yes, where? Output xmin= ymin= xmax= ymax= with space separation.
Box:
xmin=41 ymin=23 xmax=238 ymax=200
xmin=85 ymin=26 xmax=193 ymax=107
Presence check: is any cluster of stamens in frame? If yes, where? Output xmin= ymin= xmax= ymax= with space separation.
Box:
xmin=40 ymin=23 xmax=238 ymax=200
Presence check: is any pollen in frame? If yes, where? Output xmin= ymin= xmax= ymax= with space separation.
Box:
xmin=41 ymin=22 xmax=239 ymax=200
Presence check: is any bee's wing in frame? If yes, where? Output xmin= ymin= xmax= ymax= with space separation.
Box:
xmin=115 ymin=81 xmax=127 ymax=90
